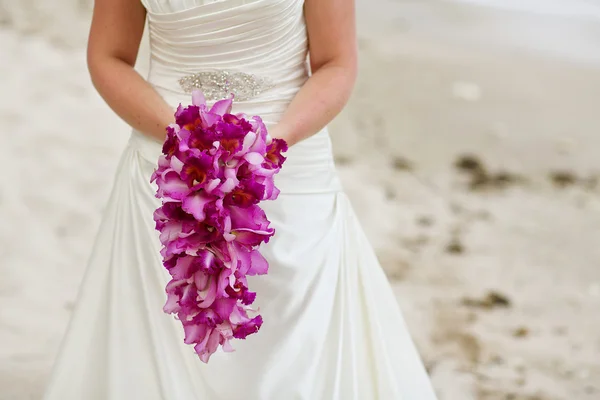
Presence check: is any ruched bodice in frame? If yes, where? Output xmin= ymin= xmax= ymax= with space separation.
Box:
xmin=138 ymin=0 xmax=343 ymax=194
xmin=141 ymin=0 xmax=309 ymax=120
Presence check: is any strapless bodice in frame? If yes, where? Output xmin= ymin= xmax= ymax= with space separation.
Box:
xmin=137 ymin=0 xmax=343 ymax=195
xmin=140 ymin=0 xmax=310 ymax=123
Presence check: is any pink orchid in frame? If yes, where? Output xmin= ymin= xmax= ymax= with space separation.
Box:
xmin=223 ymin=180 xmax=265 ymax=208
xmin=154 ymin=170 xmax=190 ymax=201
xmin=182 ymin=191 xmax=218 ymax=222
xmin=228 ymin=205 xmax=275 ymax=246
xmin=179 ymin=152 xmax=216 ymax=186
xmin=264 ymin=138 xmax=288 ymax=169
xmin=151 ymin=89 xmax=286 ymax=363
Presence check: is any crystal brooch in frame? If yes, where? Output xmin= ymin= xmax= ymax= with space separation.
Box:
xmin=178 ymin=70 xmax=275 ymax=102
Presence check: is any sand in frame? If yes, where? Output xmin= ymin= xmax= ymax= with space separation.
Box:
xmin=1 ymin=0 xmax=599 ymax=399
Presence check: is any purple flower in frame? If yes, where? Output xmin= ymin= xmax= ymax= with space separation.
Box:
xmin=255 ymin=175 xmax=280 ymax=201
xmin=209 ymin=95 xmax=233 ymax=116
xmin=178 ymin=126 xmax=218 ymax=154
xmin=195 ymin=328 xmax=221 ymax=363
xmin=154 ymin=170 xmax=190 ymax=201
xmin=232 ymin=313 xmax=263 ymax=340
xmin=229 ymin=205 xmax=275 ymax=246
xmin=164 ymin=222 xmax=219 ymax=256
xmin=216 ymin=117 xmax=250 ymax=155
xmin=175 ymin=105 xmax=201 ymax=131
xmin=153 ymin=202 xmax=193 ymax=231
xmin=165 ymin=250 xmax=221 ymax=280
xmin=195 ymin=272 xmax=218 ymax=308
xmin=180 ymin=152 xmax=216 ymax=186
xmin=246 ymin=248 xmax=269 ymax=276
xmin=158 ymin=220 xmax=196 ymax=249
xmin=163 ymin=278 xmax=186 ymax=313
xmin=264 ymin=138 xmax=288 ymax=169
xmin=223 ymin=180 xmax=265 ymax=208
xmin=182 ymin=191 xmax=218 ymax=222
xmin=212 ymin=298 xmax=237 ymax=320
xmin=183 ymin=321 xmax=209 ymax=346
xmin=227 ymin=241 xmax=269 ymax=276
xmin=224 ymin=277 xmax=257 ymax=305
xmin=247 ymin=116 xmax=269 ymax=155
xmin=152 ymin=89 xmax=286 ymax=363
xmin=162 ymin=125 xmax=180 ymax=157
xmin=166 ymin=255 xmax=197 ymax=280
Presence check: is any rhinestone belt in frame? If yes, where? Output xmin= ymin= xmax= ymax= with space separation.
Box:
xmin=178 ymin=70 xmax=275 ymax=102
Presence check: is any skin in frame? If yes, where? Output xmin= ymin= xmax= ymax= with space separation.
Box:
xmin=87 ymin=0 xmax=357 ymax=146
xmin=272 ymin=0 xmax=358 ymax=145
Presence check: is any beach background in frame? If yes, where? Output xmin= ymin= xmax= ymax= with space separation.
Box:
xmin=1 ymin=0 xmax=599 ymax=399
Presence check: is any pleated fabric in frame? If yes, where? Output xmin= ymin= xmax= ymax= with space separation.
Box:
xmin=43 ymin=0 xmax=438 ymax=399
xmin=144 ymin=0 xmax=310 ymax=123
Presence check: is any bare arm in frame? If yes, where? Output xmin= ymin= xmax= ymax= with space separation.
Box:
xmin=87 ymin=0 xmax=174 ymax=142
xmin=270 ymin=0 xmax=358 ymax=146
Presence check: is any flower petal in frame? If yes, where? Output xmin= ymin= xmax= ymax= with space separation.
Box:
xmin=210 ymin=96 xmax=233 ymax=115
xmin=184 ymin=322 xmax=208 ymax=345
xmin=248 ymin=249 xmax=269 ymax=276
xmin=244 ymin=152 xmax=264 ymax=165
xmin=212 ymin=298 xmax=237 ymax=320
xmin=233 ymin=315 xmax=263 ymax=339
xmin=192 ymin=89 xmax=206 ymax=107
xmin=181 ymin=192 xmax=218 ymax=222
xmin=157 ymin=171 xmax=190 ymax=201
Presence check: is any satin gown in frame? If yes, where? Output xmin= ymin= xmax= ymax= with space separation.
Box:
xmin=43 ymin=0 xmax=438 ymax=399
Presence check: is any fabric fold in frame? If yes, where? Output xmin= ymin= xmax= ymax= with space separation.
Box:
xmin=43 ymin=0 xmax=438 ymax=398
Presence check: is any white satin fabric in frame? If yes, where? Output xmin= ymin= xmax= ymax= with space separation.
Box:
xmin=43 ymin=0 xmax=438 ymax=399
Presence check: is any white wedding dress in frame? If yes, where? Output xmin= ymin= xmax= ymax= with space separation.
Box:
xmin=43 ymin=0 xmax=438 ymax=399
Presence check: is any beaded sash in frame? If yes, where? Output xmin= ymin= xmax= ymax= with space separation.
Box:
xmin=178 ymin=70 xmax=275 ymax=102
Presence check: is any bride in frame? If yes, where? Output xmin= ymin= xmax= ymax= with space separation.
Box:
xmin=43 ymin=0 xmax=438 ymax=399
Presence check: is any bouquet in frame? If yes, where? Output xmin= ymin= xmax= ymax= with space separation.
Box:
xmin=150 ymin=90 xmax=287 ymax=362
